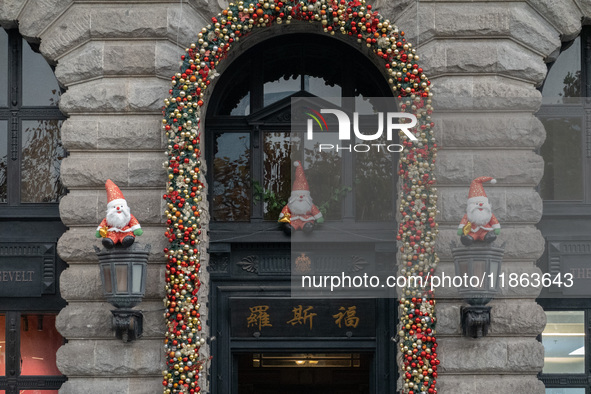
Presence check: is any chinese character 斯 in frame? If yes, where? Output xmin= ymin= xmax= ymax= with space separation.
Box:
xmin=286 ymin=305 xmax=317 ymax=330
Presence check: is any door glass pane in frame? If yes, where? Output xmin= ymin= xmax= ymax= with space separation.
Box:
xmin=264 ymin=75 xmax=300 ymax=108
xmin=263 ymin=132 xmax=298 ymax=220
xmin=542 ymin=37 xmax=581 ymax=104
xmin=539 ymin=117 xmax=583 ymax=200
xmin=546 ymin=389 xmax=586 ymax=394
xmin=0 ymin=314 xmax=5 ymax=376
xmin=21 ymin=39 xmax=61 ymax=107
xmin=355 ymin=133 xmax=395 ymax=221
xmin=542 ymin=311 xmax=585 ymax=373
xmin=213 ymin=132 xmax=251 ymax=221
xmin=0 ymin=29 xmax=8 ymax=107
xmin=304 ymin=76 xmax=341 ymax=106
xmin=355 ymin=95 xmax=376 ymax=114
xmin=0 ymin=121 xmax=7 ymax=203
xmin=301 ymin=134 xmax=343 ymax=220
xmin=20 ymin=315 xmax=63 ymax=376
xmin=21 ymin=119 xmax=66 ymax=203
xmin=238 ymin=352 xmax=371 ymax=393
xmin=230 ymin=92 xmax=250 ymax=116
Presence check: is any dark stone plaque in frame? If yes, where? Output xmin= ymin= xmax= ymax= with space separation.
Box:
xmin=230 ymin=298 xmax=376 ymax=338
xmin=0 ymin=243 xmax=54 ymax=297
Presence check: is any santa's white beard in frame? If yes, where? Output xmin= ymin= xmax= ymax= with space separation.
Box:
xmin=467 ymin=207 xmax=492 ymax=226
xmin=106 ymin=206 xmax=131 ymax=229
xmin=288 ymin=195 xmax=313 ymax=215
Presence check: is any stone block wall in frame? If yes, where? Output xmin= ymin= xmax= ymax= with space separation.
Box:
xmin=0 ymin=1 xmax=211 ymax=392
xmin=1 ymin=0 xmax=590 ymax=393
xmin=375 ymin=0 xmax=589 ymax=392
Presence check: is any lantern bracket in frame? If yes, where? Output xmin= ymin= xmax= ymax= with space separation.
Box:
xmin=112 ymin=309 xmax=143 ymax=342
xmin=461 ymin=305 xmax=491 ymax=338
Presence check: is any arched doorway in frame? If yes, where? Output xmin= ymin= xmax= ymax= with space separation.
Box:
xmin=206 ymin=33 xmax=399 ymax=394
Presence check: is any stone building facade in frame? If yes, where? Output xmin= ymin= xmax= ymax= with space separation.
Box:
xmin=0 ymin=0 xmax=590 ymax=393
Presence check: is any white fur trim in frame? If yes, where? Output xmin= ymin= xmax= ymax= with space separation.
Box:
xmin=490 ymin=179 xmax=497 ymax=184
xmin=294 ymin=161 xmax=300 ymax=167
xmin=107 ymin=199 xmax=127 ymax=208
xmin=467 ymin=196 xmax=488 ymax=205
xmin=492 ymin=223 xmax=500 ymax=229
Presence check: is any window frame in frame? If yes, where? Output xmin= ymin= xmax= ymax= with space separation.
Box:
xmin=0 ymin=29 xmax=67 ymax=219
xmin=0 ymin=311 xmax=67 ymax=393
xmin=538 ymin=299 xmax=591 ymax=393
xmin=538 ymin=26 xmax=591 ymax=393
xmin=537 ymin=26 xmax=591 ymax=216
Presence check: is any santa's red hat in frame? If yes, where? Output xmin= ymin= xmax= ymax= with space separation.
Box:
xmin=105 ymin=179 xmax=126 ymax=206
xmin=292 ymin=161 xmax=310 ymax=192
xmin=468 ymin=176 xmax=496 ymax=203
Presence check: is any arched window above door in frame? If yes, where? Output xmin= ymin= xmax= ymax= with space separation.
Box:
xmin=206 ymin=34 xmax=398 ymax=239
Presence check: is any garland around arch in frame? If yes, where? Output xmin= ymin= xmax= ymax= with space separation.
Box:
xmin=161 ymin=1 xmax=438 ymax=393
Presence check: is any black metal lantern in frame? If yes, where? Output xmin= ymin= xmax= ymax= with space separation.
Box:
xmin=95 ymin=243 xmax=150 ymax=342
xmin=452 ymin=244 xmax=504 ymax=338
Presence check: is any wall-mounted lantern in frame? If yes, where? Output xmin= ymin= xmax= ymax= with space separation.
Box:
xmin=94 ymin=179 xmax=148 ymax=342
xmin=95 ymin=244 xmax=150 ymax=342
xmin=453 ymin=176 xmax=504 ymax=338
xmin=452 ymin=244 xmax=504 ymax=338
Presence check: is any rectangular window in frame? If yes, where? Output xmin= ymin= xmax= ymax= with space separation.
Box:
xmin=21 ymin=39 xmax=60 ymax=107
xmin=542 ymin=311 xmax=585 ymax=374
xmin=20 ymin=315 xmax=63 ymax=376
xmin=20 ymin=120 xmax=66 ymax=203
xmin=538 ymin=117 xmax=583 ymax=201
xmin=212 ymin=132 xmax=251 ymax=221
xmin=355 ymin=135 xmax=395 ymax=221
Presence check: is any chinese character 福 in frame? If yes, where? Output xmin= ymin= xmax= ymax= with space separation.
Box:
xmin=333 ymin=306 xmax=360 ymax=328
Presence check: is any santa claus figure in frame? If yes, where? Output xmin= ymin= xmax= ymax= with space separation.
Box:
xmin=278 ymin=161 xmax=324 ymax=234
xmin=95 ymin=179 xmax=143 ymax=248
xmin=457 ymin=176 xmax=501 ymax=246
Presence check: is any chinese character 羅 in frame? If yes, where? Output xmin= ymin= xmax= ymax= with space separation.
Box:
xmin=247 ymin=305 xmax=273 ymax=331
